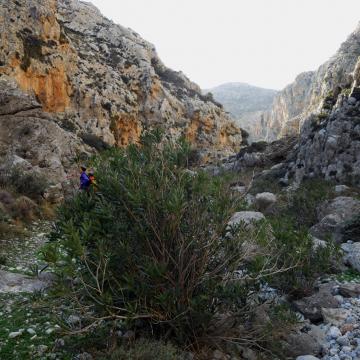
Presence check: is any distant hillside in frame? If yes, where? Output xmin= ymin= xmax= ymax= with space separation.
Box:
xmin=206 ymin=83 xmax=278 ymax=141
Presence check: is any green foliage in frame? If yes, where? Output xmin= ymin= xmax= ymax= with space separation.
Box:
xmin=50 ymin=131 xmax=253 ymax=345
xmin=285 ymin=178 xmax=334 ymax=228
xmin=336 ymin=269 xmax=360 ymax=283
xmin=265 ymin=217 xmax=338 ymax=297
xmin=109 ymin=339 xmax=186 ymax=360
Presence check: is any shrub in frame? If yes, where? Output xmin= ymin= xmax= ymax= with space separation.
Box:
xmin=0 ymin=190 xmax=15 ymax=207
xmin=11 ymin=196 xmax=38 ymax=221
xmin=0 ymin=167 xmax=48 ymax=200
xmin=285 ymin=178 xmax=334 ymax=228
xmin=264 ymin=216 xmax=339 ymax=297
xmin=48 ymin=131 xmax=293 ymax=348
xmin=0 ymin=203 xmax=10 ymax=223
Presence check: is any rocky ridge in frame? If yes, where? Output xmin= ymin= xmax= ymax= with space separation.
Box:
xmin=0 ymin=0 xmax=242 ymax=185
xmin=263 ymin=23 xmax=360 ymax=141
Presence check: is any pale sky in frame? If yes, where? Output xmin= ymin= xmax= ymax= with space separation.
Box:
xmin=89 ymin=0 xmax=360 ymax=90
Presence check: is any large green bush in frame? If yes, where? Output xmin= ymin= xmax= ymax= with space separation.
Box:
xmin=49 ymin=131 xmax=259 ymax=345
xmin=47 ymin=132 xmax=339 ymax=353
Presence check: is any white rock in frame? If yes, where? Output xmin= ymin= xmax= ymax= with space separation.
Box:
xmin=9 ymin=331 xmax=22 ymax=338
xmin=329 ymin=326 xmax=342 ymax=339
xmin=227 ymin=211 xmax=265 ymax=230
xmin=335 ymin=185 xmax=350 ymax=193
xmin=296 ymin=356 xmax=320 ymax=360
xmin=27 ymin=328 xmax=36 ymax=335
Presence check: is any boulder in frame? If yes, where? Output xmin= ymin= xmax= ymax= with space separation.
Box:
xmin=0 ymin=270 xmax=50 ymax=293
xmin=338 ymin=283 xmax=360 ymax=298
xmin=335 ymin=185 xmax=350 ymax=194
xmin=296 ymin=356 xmax=320 ymax=360
xmin=293 ymin=283 xmax=339 ymax=322
xmin=282 ymin=324 xmax=326 ymax=358
xmin=321 ymin=308 xmax=351 ymax=326
xmin=317 ymin=197 xmax=360 ymax=222
xmin=310 ymin=197 xmax=360 ymax=242
xmin=341 ymin=242 xmax=360 ymax=272
xmin=227 ymin=211 xmax=265 ymax=230
xmin=254 ymin=192 xmax=277 ymax=212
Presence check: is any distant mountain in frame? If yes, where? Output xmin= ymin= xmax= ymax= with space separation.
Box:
xmin=205 ymin=83 xmax=278 ymax=141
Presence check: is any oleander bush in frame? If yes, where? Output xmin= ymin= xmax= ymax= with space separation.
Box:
xmin=47 ymin=131 xmax=338 ymax=353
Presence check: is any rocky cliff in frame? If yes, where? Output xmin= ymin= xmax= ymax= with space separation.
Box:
xmin=0 ymin=0 xmax=242 ymax=184
xmin=264 ymin=23 xmax=360 ymax=141
xmin=288 ymin=56 xmax=360 ymax=186
xmin=206 ymin=83 xmax=277 ymax=142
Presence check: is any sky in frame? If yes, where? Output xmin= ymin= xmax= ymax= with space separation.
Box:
xmin=89 ymin=0 xmax=360 ymax=90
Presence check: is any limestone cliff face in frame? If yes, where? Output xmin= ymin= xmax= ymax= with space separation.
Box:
xmin=0 ymin=0 xmax=242 ymax=183
xmin=287 ymin=57 xmax=360 ymax=186
xmin=264 ymin=23 xmax=360 ymax=141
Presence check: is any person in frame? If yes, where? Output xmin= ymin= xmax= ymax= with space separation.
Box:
xmin=79 ymin=166 xmax=90 ymax=191
xmin=88 ymin=169 xmax=97 ymax=190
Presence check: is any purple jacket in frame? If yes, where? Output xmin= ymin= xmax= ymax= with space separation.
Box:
xmin=80 ymin=172 xmax=90 ymax=190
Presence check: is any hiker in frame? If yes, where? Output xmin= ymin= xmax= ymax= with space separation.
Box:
xmin=79 ymin=166 xmax=90 ymax=191
xmin=88 ymin=169 xmax=97 ymax=190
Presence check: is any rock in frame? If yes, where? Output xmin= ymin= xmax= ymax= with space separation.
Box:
xmin=310 ymin=197 xmax=360 ymax=242
xmin=67 ymin=315 xmax=81 ymax=326
xmin=293 ymin=283 xmax=339 ymax=322
xmin=75 ymin=353 xmax=93 ymax=360
xmin=310 ymin=214 xmax=342 ymax=242
xmin=227 ymin=211 xmax=265 ymax=230
xmin=312 ymin=236 xmax=327 ymax=250
xmin=317 ymin=197 xmax=360 ymax=221
xmin=241 ymin=347 xmax=257 ymax=360
xmin=9 ymin=330 xmax=23 ymax=338
xmin=0 ymin=0 xmax=242 ymax=184
xmin=296 ymin=356 xmax=320 ymax=360
xmin=329 ymin=326 xmax=342 ymax=339
xmin=338 ymin=284 xmax=360 ymax=298
xmin=231 ymin=185 xmax=247 ymax=194
xmin=282 ymin=324 xmax=326 ymax=358
xmin=340 ymin=323 xmax=354 ymax=335
xmin=335 ymin=185 xmax=350 ymax=194
xmin=0 ymin=269 xmax=49 ymax=293
xmin=348 ymin=97 xmax=357 ymax=105
xmin=254 ymin=192 xmax=277 ymax=211
xmin=27 ymin=328 xmax=36 ymax=335
xmin=322 ymin=308 xmax=351 ymax=327
xmin=336 ymin=335 xmax=350 ymax=346
xmin=43 ymin=184 xmax=64 ymax=204
xmin=342 ymin=242 xmax=360 ymax=272
xmin=212 ymin=350 xmax=225 ymax=359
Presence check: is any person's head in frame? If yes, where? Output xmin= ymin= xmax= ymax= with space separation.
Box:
xmin=89 ymin=169 xmax=94 ymax=176
xmin=81 ymin=166 xmax=87 ymax=173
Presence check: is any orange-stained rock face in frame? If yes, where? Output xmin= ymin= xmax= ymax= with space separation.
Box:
xmin=185 ymin=111 xmax=214 ymax=143
xmin=13 ymin=62 xmax=72 ymax=113
xmin=111 ymin=114 xmax=142 ymax=147
xmin=0 ymin=0 xmax=242 ymax=166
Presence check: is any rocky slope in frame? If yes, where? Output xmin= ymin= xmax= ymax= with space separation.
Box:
xmin=0 ymin=0 xmax=242 ymax=185
xmin=264 ymin=23 xmax=360 ymax=141
xmin=206 ymin=83 xmax=278 ymax=142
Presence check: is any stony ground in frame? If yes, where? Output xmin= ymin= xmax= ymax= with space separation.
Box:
xmin=0 ymin=222 xmax=73 ymax=360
